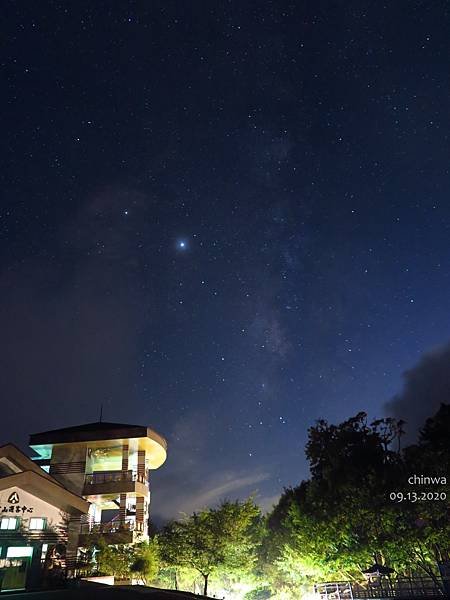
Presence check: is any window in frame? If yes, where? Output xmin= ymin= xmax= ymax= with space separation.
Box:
xmin=40 ymin=543 xmax=48 ymax=562
xmin=7 ymin=546 xmax=33 ymax=558
xmin=29 ymin=518 xmax=46 ymax=531
xmin=0 ymin=517 xmax=18 ymax=530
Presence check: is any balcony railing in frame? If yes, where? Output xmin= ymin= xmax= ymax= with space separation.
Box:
xmin=84 ymin=470 xmax=147 ymax=486
xmin=314 ymin=577 xmax=448 ymax=599
xmin=79 ymin=518 xmax=144 ymax=535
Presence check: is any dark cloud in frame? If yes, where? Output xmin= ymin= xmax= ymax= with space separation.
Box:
xmin=384 ymin=342 xmax=450 ymax=440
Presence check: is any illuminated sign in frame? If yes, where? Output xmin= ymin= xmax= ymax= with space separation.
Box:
xmin=1 ymin=493 xmax=33 ymax=514
xmin=0 ymin=559 xmax=25 ymax=568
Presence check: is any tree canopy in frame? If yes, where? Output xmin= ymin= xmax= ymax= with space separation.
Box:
xmin=265 ymin=406 xmax=449 ymax=596
xmin=159 ymin=498 xmax=262 ymax=595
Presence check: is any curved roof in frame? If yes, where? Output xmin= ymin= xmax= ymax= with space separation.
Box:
xmin=29 ymin=421 xmax=167 ymax=469
xmin=30 ymin=421 xmax=166 ymax=448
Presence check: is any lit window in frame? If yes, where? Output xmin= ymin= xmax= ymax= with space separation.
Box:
xmin=41 ymin=543 xmax=48 ymax=561
xmin=0 ymin=518 xmax=18 ymax=530
xmin=29 ymin=518 xmax=46 ymax=530
xmin=7 ymin=546 xmax=33 ymax=558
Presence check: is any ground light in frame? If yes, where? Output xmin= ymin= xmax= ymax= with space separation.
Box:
xmin=213 ymin=583 xmax=254 ymax=599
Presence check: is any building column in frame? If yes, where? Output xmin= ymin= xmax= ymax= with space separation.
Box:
xmin=137 ymin=450 xmax=145 ymax=480
xmin=136 ymin=496 xmax=145 ymax=531
xmin=120 ymin=445 xmax=129 ymax=528
xmin=66 ymin=515 xmax=81 ymax=576
xmin=121 ymin=443 xmax=129 ymax=474
xmin=136 ymin=450 xmax=146 ymax=534
xmin=119 ymin=493 xmax=127 ymax=525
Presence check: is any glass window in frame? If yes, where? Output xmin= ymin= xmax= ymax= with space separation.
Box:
xmin=40 ymin=543 xmax=48 ymax=561
xmin=7 ymin=546 xmax=33 ymax=558
xmin=0 ymin=517 xmax=18 ymax=530
xmin=29 ymin=518 xmax=45 ymax=530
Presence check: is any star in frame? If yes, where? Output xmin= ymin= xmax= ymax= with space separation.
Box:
xmin=177 ymin=239 xmax=188 ymax=251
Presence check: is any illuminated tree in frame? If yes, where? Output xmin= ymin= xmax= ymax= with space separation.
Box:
xmin=130 ymin=539 xmax=160 ymax=585
xmin=398 ymin=403 xmax=450 ymax=589
xmin=159 ymin=498 xmax=262 ymax=596
xmin=95 ymin=540 xmax=135 ymax=579
xmin=267 ymin=406 xmax=450 ymax=593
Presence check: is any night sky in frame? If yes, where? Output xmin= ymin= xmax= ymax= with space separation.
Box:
xmin=2 ymin=1 xmax=450 ymax=523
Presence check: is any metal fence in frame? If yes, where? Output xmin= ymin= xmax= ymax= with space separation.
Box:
xmin=314 ymin=576 xmax=448 ymax=599
xmin=84 ymin=470 xmax=146 ymax=485
xmin=79 ymin=518 xmax=144 ymax=534
xmin=314 ymin=582 xmax=353 ymax=600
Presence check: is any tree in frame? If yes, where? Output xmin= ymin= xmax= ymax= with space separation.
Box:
xmin=130 ymin=539 xmax=160 ymax=585
xmin=399 ymin=403 xmax=450 ymax=590
xmin=417 ymin=402 xmax=450 ymax=464
xmin=158 ymin=519 xmax=193 ymax=590
xmin=91 ymin=537 xmax=159 ymax=585
xmin=95 ymin=541 xmax=135 ymax=579
xmin=266 ymin=406 xmax=450 ymax=595
xmin=159 ymin=498 xmax=262 ymax=596
xmin=289 ymin=414 xmax=405 ymax=577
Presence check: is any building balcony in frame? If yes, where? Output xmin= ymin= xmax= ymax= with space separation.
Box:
xmin=78 ymin=518 xmax=145 ymax=546
xmin=82 ymin=470 xmax=148 ymax=497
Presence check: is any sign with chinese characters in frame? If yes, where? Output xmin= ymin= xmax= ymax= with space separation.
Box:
xmin=0 ymin=559 xmax=24 ymax=568
xmin=0 ymin=493 xmax=34 ymax=514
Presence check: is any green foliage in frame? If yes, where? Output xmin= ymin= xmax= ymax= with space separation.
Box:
xmin=91 ymin=537 xmax=159 ymax=584
xmin=96 ymin=541 xmax=134 ymax=579
xmin=265 ymin=405 xmax=450 ymax=596
xmin=244 ymin=586 xmax=272 ymax=599
xmin=130 ymin=539 xmax=160 ymax=585
xmin=159 ymin=498 xmax=262 ymax=595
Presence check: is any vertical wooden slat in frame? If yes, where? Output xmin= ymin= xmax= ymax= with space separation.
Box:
xmin=119 ymin=493 xmax=127 ymax=523
xmin=137 ymin=450 xmax=145 ymax=479
xmin=121 ymin=444 xmax=129 ymax=473
xmin=136 ymin=496 xmax=145 ymax=526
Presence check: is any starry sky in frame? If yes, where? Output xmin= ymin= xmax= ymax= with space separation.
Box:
xmin=2 ymin=1 xmax=450 ymax=523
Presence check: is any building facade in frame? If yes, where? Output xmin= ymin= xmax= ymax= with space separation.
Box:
xmin=29 ymin=422 xmax=167 ymax=550
xmin=0 ymin=444 xmax=89 ymax=593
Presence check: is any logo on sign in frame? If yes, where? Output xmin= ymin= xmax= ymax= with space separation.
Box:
xmin=7 ymin=492 xmax=20 ymax=505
